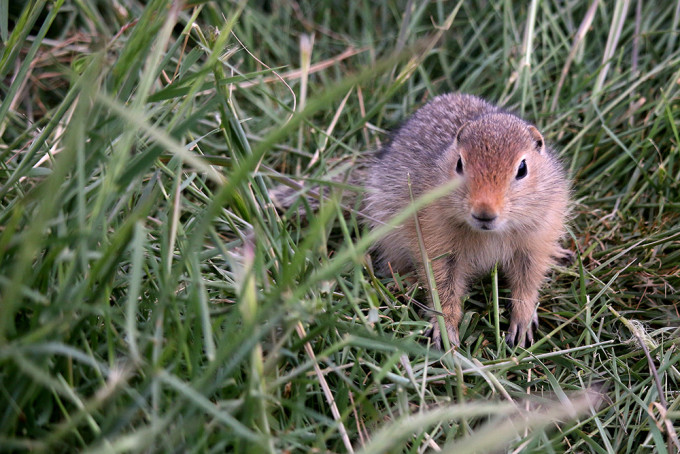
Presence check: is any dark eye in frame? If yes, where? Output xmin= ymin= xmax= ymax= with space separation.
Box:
xmin=456 ymin=157 xmax=464 ymax=175
xmin=516 ymin=159 xmax=527 ymax=180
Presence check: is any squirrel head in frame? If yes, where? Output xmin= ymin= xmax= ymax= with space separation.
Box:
xmin=446 ymin=113 xmax=553 ymax=233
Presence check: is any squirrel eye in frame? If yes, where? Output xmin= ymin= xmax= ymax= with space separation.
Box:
xmin=456 ymin=157 xmax=464 ymax=175
xmin=516 ymin=159 xmax=527 ymax=180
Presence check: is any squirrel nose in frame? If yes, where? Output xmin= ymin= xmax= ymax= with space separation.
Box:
xmin=472 ymin=211 xmax=498 ymax=222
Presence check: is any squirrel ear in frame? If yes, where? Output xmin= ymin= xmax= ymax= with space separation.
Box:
xmin=527 ymin=125 xmax=545 ymax=154
xmin=454 ymin=121 xmax=470 ymax=146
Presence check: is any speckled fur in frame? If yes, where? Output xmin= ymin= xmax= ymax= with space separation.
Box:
xmin=364 ymin=93 xmax=571 ymax=347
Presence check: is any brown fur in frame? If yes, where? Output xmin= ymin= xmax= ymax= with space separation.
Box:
xmin=364 ymin=93 xmax=571 ymax=347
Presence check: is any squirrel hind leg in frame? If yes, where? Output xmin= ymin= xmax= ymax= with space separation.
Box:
xmin=551 ymin=246 xmax=576 ymax=267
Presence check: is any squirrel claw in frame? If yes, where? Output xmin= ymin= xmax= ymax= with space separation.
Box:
xmin=428 ymin=318 xmax=460 ymax=350
xmin=506 ymin=318 xmax=537 ymax=348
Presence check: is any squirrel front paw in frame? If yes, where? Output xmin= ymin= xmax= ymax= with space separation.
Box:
xmin=505 ymin=311 xmax=539 ymax=348
xmin=428 ymin=316 xmax=460 ymax=349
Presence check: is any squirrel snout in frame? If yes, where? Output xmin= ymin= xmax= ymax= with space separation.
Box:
xmin=469 ymin=204 xmax=501 ymax=231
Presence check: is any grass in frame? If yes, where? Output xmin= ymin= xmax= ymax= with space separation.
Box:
xmin=1 ymin=0 xmax=679 ymax=452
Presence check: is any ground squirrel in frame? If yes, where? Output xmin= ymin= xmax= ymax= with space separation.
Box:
xmin=364 ymin=93 xmax=572 ymax=348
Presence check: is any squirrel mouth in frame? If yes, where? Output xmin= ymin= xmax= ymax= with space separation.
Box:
xmin=476 ymin=222 xmax=495 ymax=231
xmin=468 ymin=217 xmax=504 ymax=232
xmin=469 ymin=214 xmax=500 ymax=231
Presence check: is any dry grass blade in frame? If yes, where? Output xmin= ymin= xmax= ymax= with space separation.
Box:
xmin=550 ymin=0 xmax=599 ymax=111
xmin=296 ymin=322 xmax=354 ymax=453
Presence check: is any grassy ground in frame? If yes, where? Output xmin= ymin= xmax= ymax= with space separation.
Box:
xmin=1 ymin=0 xmax=679 ymax=452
